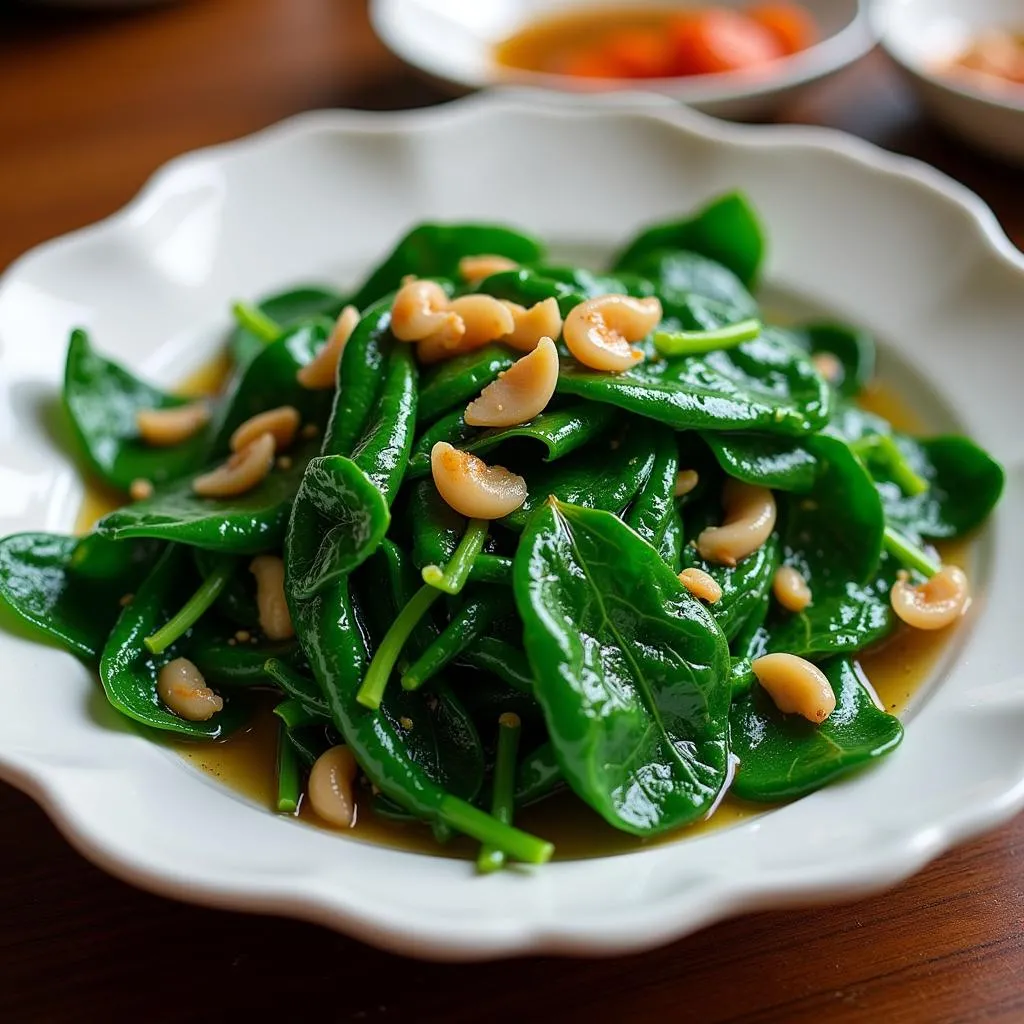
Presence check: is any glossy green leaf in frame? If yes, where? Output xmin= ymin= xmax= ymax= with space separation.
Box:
xmin=502 ymin=419 xmax=657 ymax=531
xmin=407 ymin=403 xmax=616 ymax=479
xmin=350 ymin=223 xmax=544 ymax=310
xmin=514 ymin=742 xmax=566 ymax=808
xmin=681 ymin=533 xmax=781 ymax=643
xmin=418 ymin=345 xmax=516 ymax=424
xmin=789 ymin=321 xmax=875 ymax=398
xmin=70 ymin=532 xmax=162 ymax=582
xmin=286 ymin=457 xmax=391 ymax=599
xmin=322 ymin=296 xmax=395 ymax=458
xmin=457 ymin=635 xmax=535 ymax=695
xmin=731 ymin=658 xmax=903 ymax=801
xmin=524 ymin=264 xmax=654 ymax=307
xmin=95 ymin=442 xmax=316 ymax=555
xmin=782 ymin=434 xmax=886 ymax=588
xmin=213 ymin=320 xmax=333 ymax=452
xmin=764 ymin=435 xmax=890 ymax=658
xmin=765 ymin=574 xmax=895 ymax=660
xmin=99 ymin=546 xmax=251 ymax=738
xmin=0 ymin=532 xmax=142 ymax=663
xmin=63 ymin=330 xmax=211 ymax=491
xmin=382 ymin=682 xmax=486 ymax=803
xmin=703 ymin=431 xmax=819 ymax=492
xmin=287 ymin=343 xmax=417 ymax=597
xmin=475 ymin=267 xmax=585 ymax=317
xmin=623 ymin=425 xmax=678 ymax=547
xmin=875 ymin=435 xmax=1004 ymax=543
xmin=228 ymin=285 xmax=345 ymax=366
xmin=557 ymin=328 xmax=830 ymax=435
xmin=629 ymin=249 xmax=758 ymax=321
xmin=613 ymin=192 xmax=766 ymax=289
xmin=263 ymin=656 xmax=328 ymax=717
xmin=514 ymin=500 xmax=732 ymax=836
xmin=188 ymin=635 xmax=304 ymax=690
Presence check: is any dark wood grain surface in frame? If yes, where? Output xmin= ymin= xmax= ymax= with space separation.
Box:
xmin=1 ymin=3 xmax=1021 ymax=1021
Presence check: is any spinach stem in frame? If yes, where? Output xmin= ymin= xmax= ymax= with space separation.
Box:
xmin=273 ymin=697 xmax=323 ymax=731
xmin=275 ymin=721 xmax=302 ymax=814
xmin=884 ymin=526 xmax=941 ymax=578
xmin=440 ymin=792 xmax=552 ymax=865
xmin=402 ymin=595 xmax=495 ymax=692
xmin=264 ymin=657 xmax=328 ymax=716
xmin=231 ymin=301 xmax=280 ymax=343
xmin=356 ymin=584 xmax=442 ymax=710
xmin=852 ymin=435 xmax=929 ymax=496
xmin=144 ymin=558 xmax=235 ymax=655
xmin=421 ymin=518 xmax=488 ymax=595
xmin=653 ymin=318 xmax=761 ymax=357
xmin=477 ymin=712 xmax=523 ymax=874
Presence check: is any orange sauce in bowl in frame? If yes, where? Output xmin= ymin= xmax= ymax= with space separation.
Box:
xmin=942 ymin=28 xmax=1024 ymax=93
xmin=495 ymin=3 xmax=818 ymax=81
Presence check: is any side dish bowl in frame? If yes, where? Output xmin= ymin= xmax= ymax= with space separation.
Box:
xmin=0 ymin=91 xmax=1022 ymax=960
xmin=370 ymin=0 xmax=875 ymax=120
xmin=874 ymin=0 xmax=1024 ymax=165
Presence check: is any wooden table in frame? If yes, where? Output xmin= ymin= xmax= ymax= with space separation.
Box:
xmin=1 ymin=3 xmax=1021 ymax=1021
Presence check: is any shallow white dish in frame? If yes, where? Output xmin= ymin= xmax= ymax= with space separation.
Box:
xmin=0 ymin=91 xmax=1023 ymax=961
xmin=371 ymin=0 xmax=875 ymax=120
xmin=875 ymin=0 xmax=1024 ymax=165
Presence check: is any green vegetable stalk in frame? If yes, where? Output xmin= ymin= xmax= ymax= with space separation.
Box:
xmin=145 ymin=557 xmax=235 ymax=654
xmin=478 ymin=712 xmax=523 ymax=874
xmin=653 ymin=318 xmax=761 ymax=357
xmin=275 ymin=719 xmax=303 ymax=814
xmin=231 ymin=301 xmax=281 ymax=344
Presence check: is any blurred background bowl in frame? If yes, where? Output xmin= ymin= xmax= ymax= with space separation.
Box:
xmin=370 ymin=0 xmax=875 ymax=120
xmin=874 ymin=0 xmax=1024 ymax=165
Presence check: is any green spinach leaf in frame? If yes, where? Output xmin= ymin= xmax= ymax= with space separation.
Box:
xmin=628 ymin=249 xmax=758 ymax=321
xmin=213 ymin=320 xmax=333 ymax=452
xmin=95 ymin=441 xmax=316 ymax=555
xmin=789 ymin=321 xmax=875 ymax=398
xmin=877 ymin=435 xmax=1004 ymax=543
xmin=63 ymin=330 xmax=211 ymax=491
xmin=229 ymin=285 xmax=345 ymax=367
xmin=731 ymin=658 xmax=903 ymax=801
xmin=557 ymin=328 xmax=829 ymax=435
xmin=418 ymin=345 xmax=516 ymax=424
xmin=613 ymin=192 xmax=765 ymax=289
xmin=99 ymin=546 xmax=251 ymax=738
xmin=704 ymin=431 xmax=819 ymax=492
xmin=407 ymin=403 xmax=616 ymax=479
xmin=514 ymin=500 xmax=732 ymax=836
xmin=0 ymin=532 xmax=146 ymax=664
xmin=351 ymin=224 xmax=544 ymax=310
xmin=501 ymin=419 xmax=656 ymax=531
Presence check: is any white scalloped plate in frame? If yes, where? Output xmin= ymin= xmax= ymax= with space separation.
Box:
xmin=0 ymin=92 xmax=1021 ymax=961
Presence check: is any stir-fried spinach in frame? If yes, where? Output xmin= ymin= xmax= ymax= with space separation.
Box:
xmin=3 ymin=191 xmax=1004 ymax=869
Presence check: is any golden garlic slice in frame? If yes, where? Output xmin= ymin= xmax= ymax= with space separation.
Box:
xmin=500 ymin=297 xmax=563 ymax=353
xmin=430 ymin=441 xmax=527 ymax=519
xmin=562 ymin=294 xmax=661 ymax=372
xmin=464 ymin=337 xmax=559 ymax=428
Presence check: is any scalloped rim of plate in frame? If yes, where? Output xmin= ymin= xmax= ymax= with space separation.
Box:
xmin=0 ymin=90 xmax=1022 ymax=961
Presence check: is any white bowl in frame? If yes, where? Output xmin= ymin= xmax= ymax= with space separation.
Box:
xmin=1 ymin=91 xmax=1023 ymax=960
xmin=370 ymin=0 xmax=875 ymax=120
xmin=875 ymin=0 xmax=1024 ymax=165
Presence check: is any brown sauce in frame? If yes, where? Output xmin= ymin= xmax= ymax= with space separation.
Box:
xmin=75 ymin=356 xmax=972 ymax=861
